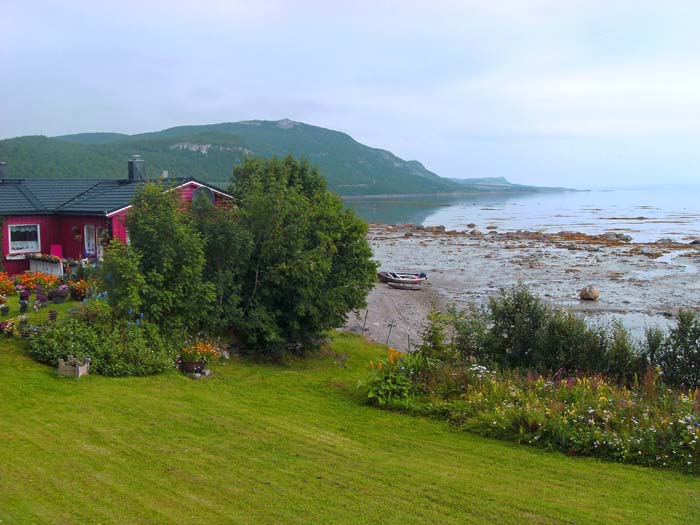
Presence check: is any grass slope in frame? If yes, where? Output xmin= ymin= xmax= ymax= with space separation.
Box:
xmin=1 ymin=332 xmax=698 ymax=523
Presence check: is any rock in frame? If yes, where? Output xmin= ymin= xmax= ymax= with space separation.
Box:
xmin=486 ymin=225 xmax=498 ymax=230
xmin=655 ymin=237 xmax=674 ymax=244
xmin=691 ymin=239 xmax=700 ymax=245
xmin=467 ymin=223 xmax=476 ymax=228
xmin=404 ymin=232 xmax=414 ymax=237
xmin=579 ymin=285 xmax=600 ymax=301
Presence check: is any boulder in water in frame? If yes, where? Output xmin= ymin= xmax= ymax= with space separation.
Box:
xmin=579 ymin=285 xmax=600 ymax=301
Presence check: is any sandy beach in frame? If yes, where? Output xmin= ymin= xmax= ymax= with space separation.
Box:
xmin=346 ymin=223 xmax=700 ymax=351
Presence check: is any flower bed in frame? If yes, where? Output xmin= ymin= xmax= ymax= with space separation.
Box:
xmin=367 ymin=349 xmax=700 ymax=474
xmin=17 ymin=271 xmax=61 ymax=292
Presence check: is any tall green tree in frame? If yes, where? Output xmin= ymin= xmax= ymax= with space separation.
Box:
xmin=98 ymin=239 xmax=145 ymax=319
xmin=126 ymin=182 xmax=214 ymax=333
xmin=197 ymin=156 xmax=376 ymax=356
xmin=191 ymin=197 xmax=252 ymax=338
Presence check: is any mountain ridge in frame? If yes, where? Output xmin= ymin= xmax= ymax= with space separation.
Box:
xmin=0 ymin=119 xmax=563 ymax=196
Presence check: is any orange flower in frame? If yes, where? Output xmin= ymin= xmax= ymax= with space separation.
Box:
xmin=388 ymin=347 xmax=405 ymax=365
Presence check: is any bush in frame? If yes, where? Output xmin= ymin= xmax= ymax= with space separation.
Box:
xmin=367 ymin=348 xmax=435 ymax=405
xmin=446 ymin=285 xmax=647 ymax=384
xmin=658 ymin=310 xmax=700 ymax=388
xmin=485 ymin=284 xmax=550 ymax=368
xmin=366 ymin=352 xmax=700 ymax=474
xmin=30 ymin=302 xmax=174 ymax=376
xmin=532 ymin=309 xmax=605 ymax=373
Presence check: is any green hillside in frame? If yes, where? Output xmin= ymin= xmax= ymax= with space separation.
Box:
xmin=0 ymin=119 xmax=464 ymax=195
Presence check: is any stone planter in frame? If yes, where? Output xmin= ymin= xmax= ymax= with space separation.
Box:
xmin=58 ymin=356 xmax=91 ymax=378
xmin=52 ymin=296 xmax=66 ymax=304
xmin=180 ymin=360 xmax=207 ymax=374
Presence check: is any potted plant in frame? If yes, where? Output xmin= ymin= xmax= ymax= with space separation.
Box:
xmin=48 ymin=285 xmax=70 ymax=304
xmin=36 ymin=292 xmax=49 ymax=306
xmin=179 ymin=341 xmax=219 ymax=374
xmin=0 ymin=305 xmax=8 ymax=317
xmin=19 ymin=300 xmax=28 ymax=313
xmin=19 ymin=289 xmax=31 ymax=301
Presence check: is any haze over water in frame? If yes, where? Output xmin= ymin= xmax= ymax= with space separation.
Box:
xmin=347 ymin=186 xmax=700 ymax=243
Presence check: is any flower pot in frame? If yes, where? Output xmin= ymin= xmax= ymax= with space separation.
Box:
xmin=19 ymin=301 xmax=28 ymax=313
xmin=52 ymin=297 xmax=66 ymax=304
xmin=180 ymin=361 xmax=207 ymax=374
xmin=0 ymin=307 xmax=9 ymax=317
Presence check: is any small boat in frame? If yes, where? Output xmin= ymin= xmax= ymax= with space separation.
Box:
xmin=387 ymin=282 xmax=424 ymax=291
xmin=377 ymin=271 xmax=428 ymax=284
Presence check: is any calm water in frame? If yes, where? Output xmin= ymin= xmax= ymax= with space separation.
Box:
xmin=346 ymin=186 xmax=700 ymax=243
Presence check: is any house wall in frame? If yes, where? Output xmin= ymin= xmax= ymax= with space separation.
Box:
xmin=111 ymin=213 xmax=128 ymax=244
xmin=57 ymin=216 xmax=111 ymax=260
xmin=2 ymin=215 xmax=109 ymax=275
xmin=3 ymin=215 xmax=59 ymax=275
xmin=3 ymin=182 xmax=232 ymax=275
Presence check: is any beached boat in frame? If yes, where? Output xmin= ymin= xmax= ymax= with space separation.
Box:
xmin=377 ymin=271 xmax=428 ymax=284
xmin=386 ymin=282 xmax=424 ymax=291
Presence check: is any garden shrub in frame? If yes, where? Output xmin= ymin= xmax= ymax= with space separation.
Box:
xmin=30 ymin=302 xmax=174 ymax=376
xmin=658 ymin=310 xmax=700 ymax=388
xmin=446 ymin=285 xmax=647 ymax=383
xmin=532 ymin=309 xmax=604 ymax=373
xmin=366 ymin=353 xmax=700 ymax=474
xmin=485 ymin=284 xmax=550 ymax=368
xmin=418 ymin=309 xmax=460 ymax=363
xmin=453 ymin=305 xmax=490 ymax=362
xmin=366 ymin=286 xmax=700 ymax=474
xmin=367 ymin=348 xmax=436 ymax=405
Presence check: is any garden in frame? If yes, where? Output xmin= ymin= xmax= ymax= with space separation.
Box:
xmin=0 ymin=157 xmax=376 ymax=380
xmin=366 ymin=285 xmax=700 ymax=474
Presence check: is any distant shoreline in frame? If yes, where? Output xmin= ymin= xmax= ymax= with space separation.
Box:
xmin=340 ymin=187 xmax=582 ymax=200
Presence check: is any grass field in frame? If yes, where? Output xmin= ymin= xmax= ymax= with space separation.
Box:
xmin=1 ymin=330 xmax=699 ymax=524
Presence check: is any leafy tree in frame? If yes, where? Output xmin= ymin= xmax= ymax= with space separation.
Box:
xmin=98 ymin=239 xmax=145 ymax=319
xmin=197 ymin=156 xmax=376 ymax=356
xmin=191 ymin=197 xmax=252 ymax=338
xmin=126 ymin=182 xmax=214 ymax=333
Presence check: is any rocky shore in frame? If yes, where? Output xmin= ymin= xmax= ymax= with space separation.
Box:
xmin=346 ymin=223 xmax=700 ymax=351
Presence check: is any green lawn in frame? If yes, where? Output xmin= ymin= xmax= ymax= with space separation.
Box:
xmin=1 ymin=332 xmax=698 ymax=524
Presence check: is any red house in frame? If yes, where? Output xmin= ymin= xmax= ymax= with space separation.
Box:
xmin=0 ymin=158 xmax=233 ymax=275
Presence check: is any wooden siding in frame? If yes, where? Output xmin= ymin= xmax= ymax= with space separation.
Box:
xmin=111 ymin=213 xmax=128 ymax=245
xmin=3 ymin=215 xmax=109 ymax=275
xmin=3 ymin=215 xmax=57 ymax=275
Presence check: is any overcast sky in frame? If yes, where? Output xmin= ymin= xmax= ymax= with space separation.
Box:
xmin=3 ymin=0 xmax=700 ymax=187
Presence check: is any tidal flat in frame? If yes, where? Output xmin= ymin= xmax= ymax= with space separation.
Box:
xmin=349 ymin=223 xmax=700 ymax=351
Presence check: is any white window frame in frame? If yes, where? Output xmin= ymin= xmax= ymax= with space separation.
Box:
xmin=8 ymin=223 xmax=41 ymax=254
xmin=84 ymin=224 xmax=96 ymax=257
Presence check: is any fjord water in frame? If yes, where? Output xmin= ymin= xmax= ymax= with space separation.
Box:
xmin=346 ymin=186 xmax=700 ymax=243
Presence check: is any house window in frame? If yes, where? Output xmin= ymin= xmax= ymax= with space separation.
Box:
xmin=84 ymin=224 xmax=96 ymax=257
xmin=8 ymin=224 xmax=41 ymax=253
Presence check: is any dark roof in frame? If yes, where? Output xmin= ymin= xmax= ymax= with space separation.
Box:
xmin=0 ymin=177 xmax=231 ymax=216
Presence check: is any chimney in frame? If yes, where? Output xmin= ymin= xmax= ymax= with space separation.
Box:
xmin=128 ymin=155 xmax=146 ymax=181
xmin=0 ymin=161 xmax=7 ymax=179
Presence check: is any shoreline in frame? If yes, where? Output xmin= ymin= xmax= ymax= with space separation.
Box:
xmin=346 ymin=223 xmax=700 ymax=350
xmin=340 ymin=188 xmax=580 ymax=200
